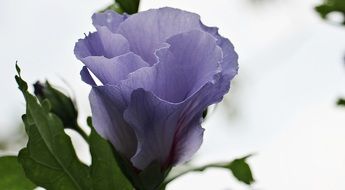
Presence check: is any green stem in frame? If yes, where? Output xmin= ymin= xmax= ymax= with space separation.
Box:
xmin=163 ymin=162 xmax=228 ymax=185
xmin=74 ymin=125 xmax=89 ymax=143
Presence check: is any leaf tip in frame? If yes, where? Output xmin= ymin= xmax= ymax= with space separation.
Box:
xmin=14 ymin=64 xmax=28 ymax=92
xmin=15 ymin=61 xmax=21 ymax=76
xmin=87 ymin=116 xmax=93 ymax=127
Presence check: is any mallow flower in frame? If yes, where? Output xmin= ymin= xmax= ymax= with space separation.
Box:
xmin=74 ymin=6 xmax=238 ymax=182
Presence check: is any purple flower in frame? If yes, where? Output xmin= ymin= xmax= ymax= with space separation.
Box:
xmin=74 ymin=7 xmax=238 ymax=171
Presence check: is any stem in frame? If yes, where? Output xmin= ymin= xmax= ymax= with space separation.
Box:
xmin=163 ymin=162 xmax=228 ymax=185
xmin=74 ymin=125 xmax=89 ymax=143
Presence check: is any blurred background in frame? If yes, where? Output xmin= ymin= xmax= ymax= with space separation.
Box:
xmin=1 ymin=0 xmax=345 ymax=189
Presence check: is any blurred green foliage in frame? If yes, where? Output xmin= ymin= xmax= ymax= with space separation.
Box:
xmin=117 ymin=0 xmax=140 ymax=14
xmin=100 ymin=2 xmax=124 ymax=14
xmin=0 ymin=156 xmax=35 ymax=190
xmin=101 ymin=0 xmax=140 ymax=14
xmin=0 ymin=123 xmax=27 ymax=151
xmin=315 ymin=0 xmax=345 ymax=25
xmin=337 ymin=98 xmax=345 ymax=106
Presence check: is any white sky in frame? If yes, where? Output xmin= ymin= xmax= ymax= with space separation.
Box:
xmin=1 ymin=0 xmax=345 ymax=189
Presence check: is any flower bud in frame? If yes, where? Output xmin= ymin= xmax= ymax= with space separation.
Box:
xmin=33 ymin=81 xmax=78 ymax=129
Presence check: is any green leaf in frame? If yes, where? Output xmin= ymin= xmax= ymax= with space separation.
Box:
xmin=15 ymin=61 xmax=21 ymax=75
xmin=100 ymin=3 xmax=124 ymax=14
xmin=226 ymin=155 xmax=254 ymax=185
xmin=315 ymin=0 xmax=345 ymax=25
xmin=101 ymin=0 xmax=139 ymax=14
xmin=88 ymin=117 xmax=132 ymax=190
xmin=139 ymin=162 xmax=170 ymax=190
xmin=0 ymin=156 xmax=36 ymax=190
xmin=337 ymin=98 xmax=345 ymax=106
xmin=163 ymin=155 xmax=255 ymax=187
xmin=15 ymin=63 xmax=27 ymax=92
xmin=116 ymin=0 xmax=140 ymax=14
xmin=15 ymin=65 xmax=92 ymax=190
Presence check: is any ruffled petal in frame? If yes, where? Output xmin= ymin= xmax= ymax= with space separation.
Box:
xmin=74 ymin=32 xmax=103 ymax=59
xmin=124 ymin=77 xmax=229 ymax=169
xmin=170 ymin=80 xmax=228 ymax=165
xmin=123 ymin=89 xmax=181 ymax=170
xmin=121 ymin=30 xmax=222 ymax=103
xmin=201 ymin=24 xmax=239 ymax=81
xmin=170 ymin=118 xmax=204 ymax=165
xmin=92 ymin=10 xmax=128 ymax=33
xmin=74 ymin=27 xmax=130 ymax=60
xmin=89 ymin=86 xmax=137 ymax=158
xmin=116 ymin=7 xmax=203 ymax=64
xmin=81 ymin=52 xmax=149 ymax=85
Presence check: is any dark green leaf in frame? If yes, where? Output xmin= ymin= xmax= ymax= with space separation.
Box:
xmin=337 ymin=98 xmax=345 ymax=106
xmin=315 ymin=0 xmax=345 ymax=25
xmin=116 ymin=0 xmax=140 ymax=14
xmin=14 ymin=63 xmax=27 ymax=92
xmin=226 ymin=155 xmax=254 ymax=185
xmin=139 ymin=162 xmax=170 ymax=190
xmin=15 ymin=62 xmax=21 ymax=75
xmin=109 ymin=144 xmax=143 ymax=190
xmin=100 ymin=3 xmax=124 ymax=14
xmin=88 ymin=118 xmax=132 ymax=190
xmin=0 ymin=156 xmax=36 ymax=190
xmin=15 ymin=66 xmax=92 ymax=190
